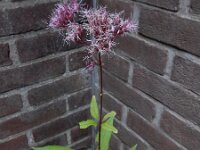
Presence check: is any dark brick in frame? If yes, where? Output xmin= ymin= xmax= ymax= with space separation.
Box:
xmin=140 ymin=6 xmax=200 ymax=57
xmin=70 ymin=126 xmax=90 ymax=142
xmin=104 ymin=72 xmax=156 ymax=122
xmin=42 ymin=134 xmax=68 ymax=146
xmin=117 ymin=35 xmax=168 ymax=75
xmin=0 ymin=2 xmax=56 ymax=36
xmin=191 ymin=0 xmax=200 ymax=14
xmin=110 ymin=135 xmax=121 ymax=150
xmin=71 ymin=137 xmax=92 ymax=150
xmin=134 ymin=0 xmax=179 ymax=11
xmin=103 ymin=54 xmax=130 ymax=82
xmin=0 ymin=56 xmax=66 ymax=93
xmin=0 ymin=135 xmax=29 ymax=150
xmin=16 ymin=31 xmax=78 ymax=62
xmin=68 ymin=89 xmax=91 ymax=111
xmin=0 ymin=100 xmax=66 ymax=139
xmin=127 ymin=110 xmax=184 ymax=150
xmin=100 ymin=0 xmax=134 ymax=18
xmin=132 ymin=66 xmax=200 ymax=126
xmin=171 ymin=56 xmax=200 ymax=95
xmin=115 ymin=121 xmax=148 ymax=150
xmin=33 ymin=109 xmax=88 ymax=142
xmin=161 ymin=110 xmax=200 ymax=150
xmin=103 ymin=94 xmax=123 ymax=120
xmin=0 ymin=43 xmax=12 ymax=67
xmin=0 ymin=95 xmax=23 ymax=118
xmin=69 ymin=50 xmax=87 ymax=71
xmin=28 ymin=74 xmax=89 ymax=106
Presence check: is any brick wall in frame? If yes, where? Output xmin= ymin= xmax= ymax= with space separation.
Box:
xmin=99 ymin=0 xmax=200 ymax=150
xmin=0 ymin=0 xmax=92 ymax=149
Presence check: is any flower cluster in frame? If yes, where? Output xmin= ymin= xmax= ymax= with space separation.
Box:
xmin=49 ymin=0 xmax=137 ymax=70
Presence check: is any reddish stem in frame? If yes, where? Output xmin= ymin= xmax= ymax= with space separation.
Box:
xmin=98 ymin=52 xmax=103 ymax=150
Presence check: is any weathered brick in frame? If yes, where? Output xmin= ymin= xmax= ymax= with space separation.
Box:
xmin=171 ymin=56 xmax=200 ymax=95
xmin=0 ymin=43 xmax=12 ymax=67
xmin=16 ymin=31 xmax=78 ymax=62
xmin=115 ymin=121 xmax=149 ymax=150
xmin=0 ymin=2 xmax=56 ymax=36
xmin=110 ymin=135 xmax=121 ymax=150
xmin=68 ymin=89 xmax=91 ymax=111
xmin=103 ymin=94 xmax=123 ymax=120
xmin=71 ymin=137 xmax=92 ymax=150
xmin=0 ymin=135 xmax=29 ymax=150
xmin=0 ymin=100 xmax=66 ymax=139
xmin=28 ymin=74 xmax=89 ymax=106
xmin=161 ymin=110 xmax=200 ymax=150
xmin=100 ymin=0 xmax=134 ymax=18
xmin=103 ymin=54 xmax=130 ymax=82
xmin=33 ymin=109 xmax=88 ymax=142
xmin=132 ymin=66 xmax=200 ymax=126
xmin=0 ymin=95 xmax=23 ymax=118
xmin=127 ymin=110 xmax=184 ymax=150
xmin=41 ymin=134 xmax=68 ymax=146
xmin=104 ymin=72 xmax=156 ymax=122
xmin=69 ymin=50 xmax=87 ymax=71
xmin=0 ymin=56 xmax=66 ymax=93
xmin=70 ymin=126 xmax=90 ymax=142
xmin=134 ymin=0 xmax=179 ymax=11
xmin=191 ymin=0 xmax=200 ymax=14
xmin=117 ymin=35 xmax=168 ymax=75
xmin=140 ymin=6 xmax=200 ymax=57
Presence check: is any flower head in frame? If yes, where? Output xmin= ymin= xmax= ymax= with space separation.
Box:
xmin=49 ymin=0 xmax=80 ymax=28
xmin=49 ymin=3 xmax=138 ymax=70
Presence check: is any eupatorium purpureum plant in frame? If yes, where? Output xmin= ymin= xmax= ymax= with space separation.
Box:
xmin=33 ymin=0 xmax=138 ymax=150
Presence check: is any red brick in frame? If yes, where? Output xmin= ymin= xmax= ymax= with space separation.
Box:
xmin=171 ymin=56 xmax=200 ymax=95
xmin=110 ymin=135 xmax=121 ymax=150
xmin=161 ymin=110 xmax=200 ymax=150
xmin=0 ymin=43 xmax=12 ymax=67
xmin=70 ymin=126 xmax=90 ymax=142
xmin=117 ymin=35 xmax=168 ymax=75
xmin=0 ymin=135 xmax=29 ymax=150
xmin=0 ymin=2 xmax=56 ymax=36
xmin=132 ymin=66 xmax=200 ymax=126
xmin=33 ymin=109 xmax=88 ymax=142
xmin=191 ymin=0 xmax=200 ymax=14
xmin=100 ymin=0 xmax=134 ymax=18
xmin=0 ymin=56 xmax=66 ymax=94
xmin=41 ymin=134 xmax=68 ymax=146
xmin=16 ymin=31 xmax=79 ymax=62
xmin=28 ymin=74 xmax=90 ymax=106
xmin=0 ymin=100 xmax=66 ymax=139
xmin=104 ymin=72 xmax=156 ymax=122
xmin=115 ymin=121 xmax=149 ymax=150
xmin=0 ymin=95 xmax=23 ymax=118
xmin=69 ymin=50 xmax=87 ymax=71
xmin=103 ymin=54 xmax=130 ymax=82
xmin=134 ymin=0 xmax=179 ymax=11
xmin=127 ymin=110 xmax=184 ymax=150
xmin=68 ymin=89 xmax=91 ymax=111
xmin=140 ymin=6 xmax=200 ymax=57
xmin=71 ymin=137 xmax=92 ymax=150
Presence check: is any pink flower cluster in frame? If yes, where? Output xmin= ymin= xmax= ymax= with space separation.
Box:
xmin=49 ymin=0 xmax=137 ymax=70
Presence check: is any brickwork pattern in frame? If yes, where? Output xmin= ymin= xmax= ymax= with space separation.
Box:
xmin=99 ymin=0 xmax=200 ymax=150
xmin=0 ymin=0 xmax=92 ymax=149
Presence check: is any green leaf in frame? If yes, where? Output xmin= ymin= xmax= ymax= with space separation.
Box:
xmin=90 ymin=96 xmax=99 ymax=120
xmin=96 ymin=114 xmax=116 ymax=150
xmin=130 ymin=144 xmax=137 ymax=150
xmin=102 ymin=122 xmax=118 ymax=133
xmin=32 ymin=145 xmax=72 ymax=150
xmin=103 ymin=111 xmax=116 ymax=122
xmin=79 ymin=119 xmax=97 ymax=129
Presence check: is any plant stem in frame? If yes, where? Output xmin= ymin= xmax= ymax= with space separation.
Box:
xmin=98 ymin=52 xmax=103 ymax=150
